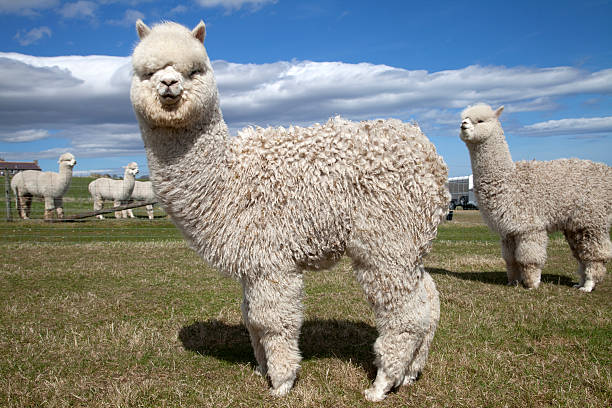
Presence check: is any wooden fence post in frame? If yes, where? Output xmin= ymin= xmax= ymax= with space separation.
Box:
xmin=3 ymin=169 xmax=12 ymax=222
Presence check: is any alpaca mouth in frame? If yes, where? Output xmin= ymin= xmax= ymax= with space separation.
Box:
xmin=160 ymin=93 xmax=181 ymax=105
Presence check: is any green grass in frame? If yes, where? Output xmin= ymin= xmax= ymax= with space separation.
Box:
xmin=0 ymin=210 xmax=610 ymax=407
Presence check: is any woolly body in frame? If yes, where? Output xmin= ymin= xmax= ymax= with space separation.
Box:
xmin=130 ymin=20 xmax=449 ymax=401
xmin=460 ymin=104 xmax=612 ymax=292
xmin=10 ymin=152 xmax=76 ymax=219
xmin=126 ymin=180 xmax=156 ymax=219
xmin=88 ymin=162 xmax=139 ymax=219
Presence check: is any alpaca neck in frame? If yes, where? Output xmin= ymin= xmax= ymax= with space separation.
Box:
xmin=58 ymin=164 xmax=73 ymax=184
xmin=123 ymin=172 xmax=135 ymax=184
xmin=467 ymin=129 xmax=515 ymax=200
xmin=139 ymin=103 xmax=230 ymax=254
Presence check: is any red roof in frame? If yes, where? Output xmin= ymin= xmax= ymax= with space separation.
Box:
xmin=0 ymin=160 xmax=41 ymax=171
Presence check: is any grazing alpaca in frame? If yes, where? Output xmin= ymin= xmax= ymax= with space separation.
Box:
xmin=88 ymin=162 xmax=139 ymax=219
xmin=460 ymin=104 xmax=612 ymax=292
xmin=130 ymin=20 xmax=449 ymax=401
xmin=11 ymin=152 xmax=76 ymax=219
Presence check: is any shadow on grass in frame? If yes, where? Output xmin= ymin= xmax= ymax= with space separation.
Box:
xmin=427 ymin=267 xmax=575 ymax=287
xmin=178 ymin=319 xmax=378 ymax=378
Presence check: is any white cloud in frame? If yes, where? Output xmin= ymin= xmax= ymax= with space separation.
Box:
xmin=58 ymin=1 xmax=97 ymax=19
xmin=169 ymin=4 xmax=188 ymax=14
xmin=0 ymin=0 xmax=58 ymax=15
xmin=14 ymin=26 xmax=52 ymax=46
xmin=108 ymin=9 xmax=145 ymax=26
xmin=519 ymin=117 xmax=612 ymax=137
xmin=0 ymin=52 xmax=611 ymax=167
xmin=195 ymin=0 xmax=277 ymax=12
xmin=0 ymin=129 xmax=50 ymax=142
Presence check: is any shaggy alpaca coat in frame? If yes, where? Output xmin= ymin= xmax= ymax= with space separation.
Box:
xmin=460 ymin=104 xmax=612 ymax=292
xmin=11 ymin=152 xmax=76 ymax=219
xmin=126 ymin=180 xmax=156 ymax=219
xmin=130 ymin=20 xmax=449 ymax=401
xmin=88 ymin=162 xmax=139 ymax=219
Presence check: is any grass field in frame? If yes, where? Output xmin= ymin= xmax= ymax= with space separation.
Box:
xmin=0 ymin=210 xmax=610 ymax=407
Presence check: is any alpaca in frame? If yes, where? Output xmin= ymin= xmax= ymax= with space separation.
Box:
xmin=460 ymin=104 xmax=612 ymax=292
xmin=10 ymin=152 xmax=76 ymax=219
xmin=126 ymin=180 xmax=156 ymax=219
xmin=88 ymin=162 xmax=139 ymax=219
xmin=130 ymin=20 xmax=449 ymax=401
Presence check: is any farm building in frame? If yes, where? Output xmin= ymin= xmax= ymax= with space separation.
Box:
xmin=0 ymin=158 xmax=41 ymax=177
xmin=448 ymin=175 xmax=478 ymax=209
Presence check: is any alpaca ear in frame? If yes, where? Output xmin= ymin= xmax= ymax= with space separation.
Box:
xmin=136 ymin=19 xmax=151 ymax=39
xmin=495 ymin=106 xmax=504 ymax=118
xmin=192 ymin=20 xmax=206 ymax=43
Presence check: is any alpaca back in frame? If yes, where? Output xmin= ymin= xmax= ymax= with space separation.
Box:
xmin=88 ymin=178 xmax=134 ymax=201
xmin=512 ymin=158 xmax=612 ymax=230
xmin=131 ymin=181 xmax=155 ymax=201
xmin=11 ymin=170 xmax=62 ymax=197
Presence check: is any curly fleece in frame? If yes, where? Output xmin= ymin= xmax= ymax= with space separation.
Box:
xmin=460 ymin=103 xmax=612 ymax=292
xmin=130 ymin=20 xmax=449 ymax=401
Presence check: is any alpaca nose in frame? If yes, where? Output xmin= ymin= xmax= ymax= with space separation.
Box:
xmin=161 ymin=78 xmax=178 ymax=87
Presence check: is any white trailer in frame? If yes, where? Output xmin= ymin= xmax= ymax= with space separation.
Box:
xmin=448 ymin=175 xmax=478 ymax=209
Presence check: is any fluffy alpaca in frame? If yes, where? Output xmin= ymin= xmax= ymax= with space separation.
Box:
xmin=10 ymin=152 xmax=76 ymax=219
xmin=88 ymin=162 xmax=139 ymax=219
xmin=460 ymin=104 xmax=612 ymax=292
xmin=130 ymin=20 xmax=449 ymax=401
xmin=126 ymin=180 xmax=156 ymax=219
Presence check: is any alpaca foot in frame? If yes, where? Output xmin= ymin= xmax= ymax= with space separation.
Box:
xmin=401 ymin=374 xmax=418 ymax=386
xmin=269 ymin=379 xmax=294 ymax=397
xmin=507 ymin=280 xmax=520 ymax=287
xmin=364 ymin=370 xmax=395 ymax=402
xmin=576 ymin=280 xmax=595 ymax=292
xmin=253 ymin=365 xmax=266 ymax=377
xmin=364 ymin=387 xmax=388 ymax=402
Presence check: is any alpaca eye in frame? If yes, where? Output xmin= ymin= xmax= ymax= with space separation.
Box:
xmin=477 ymin=120 xmax=484 ymax=124
xmin=142 ymin=71 xmax=154 ymax=79
xmin=189 ymin=69 xmax=203 ymax=77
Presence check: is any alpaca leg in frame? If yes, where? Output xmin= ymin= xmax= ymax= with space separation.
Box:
xmin=241 ymin=283 xmax=267 ymax=377
xmin=114 ymin=200 xmax=123 ymax=218
xmin=354 ymin=261 xmax=433 ymax=402
xmin=515 ymin=231 xmax=548 ymax=289
xmin=54 ymin=198 xmax=64 ymax=219
xmin=566 ymin=229 xmax=611 ymax=292
xmin=127 ymin=208 xmax=135 ymax=218
xmin=146 ymin=204 xmax=154 ymax=219
xmin=565 ymin=230 xmax=586 ymax=288
xmin=44 ymin=196 xmax=54 ymax=220
xmin=501 ymin=236 xmax=521 ymax=285
xmin=23 ymin=195 xmax=32 ymax=219
xmin=16 ymin=194 xmax=28 ymax=219
xmin=580 ymin=261 xmax=606 ymax=292
xmin=403 ymin=270 xmax=440 ymax=386
xmin=93 ymin=196 xmax=105 ymax=219
xmin=242 ymin=272 xmax=303 ymax=397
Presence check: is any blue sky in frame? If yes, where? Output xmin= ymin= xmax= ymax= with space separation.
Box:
xmin=0 ymin=0 xmax=611 ymax=177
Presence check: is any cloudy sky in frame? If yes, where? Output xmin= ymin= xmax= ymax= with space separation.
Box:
xmin=0 ymin=0 xmax=611 ymax=177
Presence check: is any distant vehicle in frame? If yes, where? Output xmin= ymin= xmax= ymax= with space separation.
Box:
xmin=448 ymin=175 xmax=478 ymax=210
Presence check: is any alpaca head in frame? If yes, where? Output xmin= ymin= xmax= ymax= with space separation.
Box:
xmin=124 ymin=162 xmax=139 ymax=177
xmin=130 ymin=20 xmax=217 ymax=129
xmin=460 ymin=104 xmax=504 ymax=144
xmin=58 ymin=152 xmax=77 ymax=168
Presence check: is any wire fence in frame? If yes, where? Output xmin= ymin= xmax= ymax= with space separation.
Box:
xmin=1 ymin=173 xmax=182 ymax=244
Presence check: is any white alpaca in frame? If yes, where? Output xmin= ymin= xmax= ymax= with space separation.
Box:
xmin=88 ymin=162 xmax=139 ymax=219
xmin=126 ymin=180 xmax=156 ymax=219
xmin=130 ymin=20 xmax=449 ymax=401
xmin=460 ymin=104 xmax=612 ymax=292
xmin=10 ymin=152 xmax=76 ymax=219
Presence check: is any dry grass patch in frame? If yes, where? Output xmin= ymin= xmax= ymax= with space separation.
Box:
xmin=0 ymin=215 xmax=610 ymax=407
